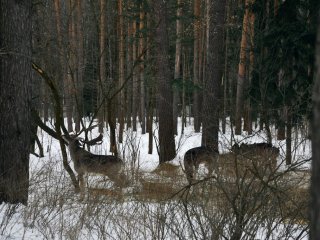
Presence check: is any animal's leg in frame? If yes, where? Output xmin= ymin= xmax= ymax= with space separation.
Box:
xmin=207 ymin=161 xmax=213 ymax=178
xmin=194 ymin=163 xmax=200 ymax=181
xmin=207 ymin=155 xmax=217 ymax=178
xmin=78 ymin=173 xmax=85 ymax=200
xmin=184 ymin=160 xmax=194 ymax=184
xmin=187 ymin=170 xmax=194 ymax=184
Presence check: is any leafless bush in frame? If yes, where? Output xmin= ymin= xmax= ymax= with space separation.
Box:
xmin=175 ymin=152 xmax=309 ymax=240
xmin=0 ymin=125 xmax=310 ymax=240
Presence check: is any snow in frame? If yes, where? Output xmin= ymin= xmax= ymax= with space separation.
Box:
xmin=0 ymin=117 xmax=311 ymax=239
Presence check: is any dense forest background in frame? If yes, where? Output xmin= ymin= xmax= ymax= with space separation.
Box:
xmin=30 ymin=0 xmax=318 ymax=163
xmin=1 ymin=0 xmax=320 ymax=239
xmin=0 ymin=0 xmax=320 ymax=239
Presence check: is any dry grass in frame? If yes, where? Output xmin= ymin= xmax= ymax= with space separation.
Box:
xmin=137 ymin=179 xmax=182 ymax=201
xmin=0 ymin=154 xmax=309 ymax=240
xmin=76 ymin=159 xmax=309 ymax=233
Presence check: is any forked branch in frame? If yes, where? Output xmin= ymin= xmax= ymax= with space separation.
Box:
xmin=32 ymin=62 xmax=79 ymax=192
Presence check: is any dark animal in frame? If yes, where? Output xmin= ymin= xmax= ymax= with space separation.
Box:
xmin=231 ymin=142 xmax=280 ymax=171
xmin=183 ymin=146 xmax=219 ymax=184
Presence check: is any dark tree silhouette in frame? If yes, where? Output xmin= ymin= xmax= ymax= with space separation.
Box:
xmin=153 ymin=0 xmax=176 ymax=163
xmin=201 ymin=0 xmax=226 ymax=152
xmin=311 ymin=8 xmax=320 ymax=240
xmin=0 ymin=0 xmax=32 ymax=205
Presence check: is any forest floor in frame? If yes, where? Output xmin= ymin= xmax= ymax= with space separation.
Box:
xmin=0 ymin=118 xmax=312 ymax=239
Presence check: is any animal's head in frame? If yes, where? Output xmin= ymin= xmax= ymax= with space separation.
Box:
xmin=62 ymin=134 xmax=83 ymax=148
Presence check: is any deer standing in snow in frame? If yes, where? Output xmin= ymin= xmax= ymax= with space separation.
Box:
xmin=62 ymin=134 xmax=127 ymax=192
xmin=184 ymin=146 xmax=219 ymax=184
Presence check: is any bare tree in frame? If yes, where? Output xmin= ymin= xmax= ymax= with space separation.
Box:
xmin=235 ymin=0 xmax=251 ymax=135
xmin=98 ymin=0 xmax=107 ymax=133
xmin=74 ymin=0 xmax=85 ymax=132
xmin=0 ymin=0 xmax=32 ymax=205
xmin=118 ymin=0 xmax=125 ymax=142
xmin=311 ymin=8 xmax=320 ymax=240
xmin=173 ymin=0 xmax=183 ymax=135
xmin=132 ymin=15 xmax=139 ymax=132
xmin=139 ymin=8 xmax=146 ymax=134
xmin=193 ymin=0 xmax=201 ymax=132
xmin=201 ymin=0 xmax=226 ymax=151
xmin=153 ymin=0 xmax=176 ymax=163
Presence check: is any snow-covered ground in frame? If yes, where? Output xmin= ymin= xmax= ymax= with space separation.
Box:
xmin=0 ymin=118 xmax=311 ymax=239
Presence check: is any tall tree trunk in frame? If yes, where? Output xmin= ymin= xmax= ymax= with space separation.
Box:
xmin=53 ymin=0 xmax=66 ymax=121
xmin=106 ymin=0 xmax=117 ymax=154
xmin=235 ymin=0 xmax=250 ymax=135
xmin=54 ymin=0 xmax=73 ymax=132
xmin=193 ymin=0 xmax=201 ymax=132
xmin=201 ymin=0 xmax=226 ymax=151
xmin=274 ymin=0 xmax=279 ymax=15
xmin=222 ymin=0 xmax=230 ymax=134
xmin=98 ymin=0 xmax=107 ymax=133
xmin=277 ymin=68 xmax=286 ymax=140
xmin=65 ymin=0 xmax=75 ymax=133
xmin=285 ymin=109 xmax=292 ymax=165
xmin=0 ymin=0 xmax=32 ymax=205
xmin=74 ymin=0 xmax=84 ymax=133
xmin=126 ymin=15 xmax=133 ymax=129
xmin=173 ymin=0 xmax=183 ymax=135
xmin=139 ymin=10 xmax=146 ymax=134
xmin=244 ymin=2 xmax=255 ymax=134
xmin=71 ymin=0 xmax=77 ymax=130
xmin=181 ymin=51 xmax=188 ymax=134
xmin=148 ymin=85 xmax=154 ymax=155
xmin=153 ymin=0 xmax=176 ymax=163
xmin=118 ymin=0 xmax=125 ymax=143
xmin=132 ymin=18 xmax=138 ymax=132
xmin=146 ymin=12 xmax=154 ymax=154
xmin=108 ymin=101 xmax=118 ymax=156
xmin=311 ymin=9 xmax=320 ymax=239
xmin=277 ymin=108 xmax=286 ymax=140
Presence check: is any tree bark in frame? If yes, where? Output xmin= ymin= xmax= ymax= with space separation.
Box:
xmin=139 ymin=10 xmax=146 ymax=134
xmin=65 ymin=0 xmax=75 ymax=133
xmin=222 ymin=0 xmax=230 ymax=134
xmin=146 ymin=12 xmax=154 ymax=154
xmin=74 ymin=0 xmax=84 ymax=133
xmin=181 ymin=51 xmax=189 ymax=134
xmin=277 ymin=111 xmax=286 ymax=140
xmin=235 ymin=0 xmax=250 ymax=135
xmin=153 ymin=0 xmax=176 ymax=163
xmin=53 ymin=0 xmax=67 ymax=123
xmin=118 ymin=0 xmax=125 ymax=143
xmin=173 ymin=0 xmax=183 ymax=135
xmin=201 ymin=0 xmax=226 ymax=151
xmin=132 ymin=19 xmax=139 ymax=132
xmin=285 ymin=110 xmax=292 ymax=165
xmin=54 ymin=0 xmax=74 ymax=133
xmin=0 ymin=0 xmax=32 ymax=205
xmin=126 ymin=14 xmax=133 ymax=129
xmin=243 ymin=5 xmax=255 ymax=134
xmin=311 ymin=9 xmax=320 ymax=240
xmin=98 ymin=0 xmax=107 ymax=133
xmin=193 ymin=0 xmax=201 ymax=132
